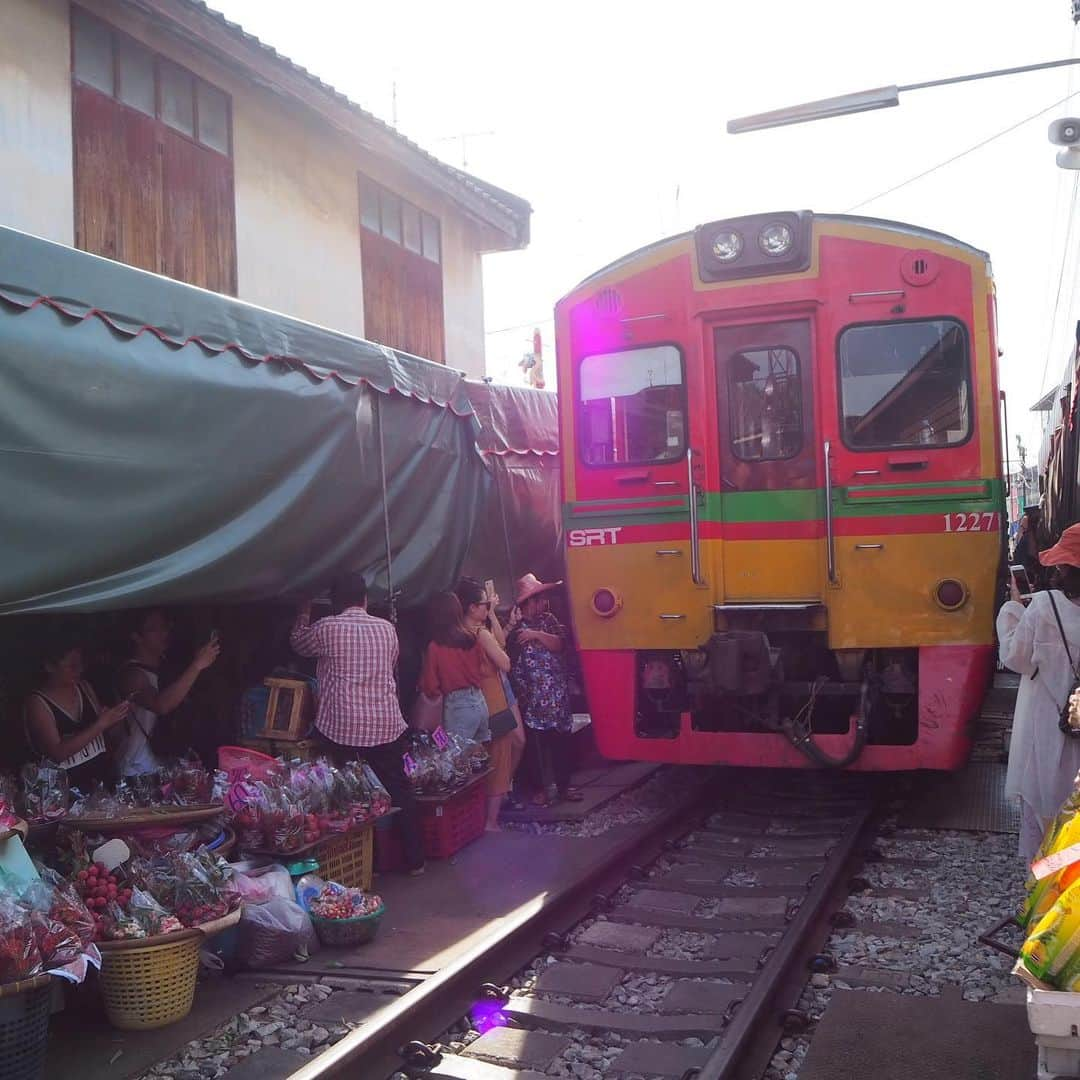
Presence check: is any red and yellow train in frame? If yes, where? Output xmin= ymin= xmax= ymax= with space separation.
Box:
xmin=556 ymin=212 xmax=1004 ymax=770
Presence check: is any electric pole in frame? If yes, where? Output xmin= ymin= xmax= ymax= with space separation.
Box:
xmin=1017 ymin=434 xmax=1029 ymax=510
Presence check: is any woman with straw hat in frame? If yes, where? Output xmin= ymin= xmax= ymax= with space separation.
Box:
xmin=508 ymin=574 xmax=582 ymax=806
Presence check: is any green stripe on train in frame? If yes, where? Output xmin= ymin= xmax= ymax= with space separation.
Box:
xmin=564 ymin=479 xmax=1005 ymax=527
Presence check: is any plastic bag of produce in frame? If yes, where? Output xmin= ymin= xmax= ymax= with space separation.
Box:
xmin=20 ymin=763 xmax=69 ymax=823
xmin=126 ymin=887 xmax=182 ymax=937
xmin=262 ymin=786 xmax=305 ymax=853
xmin=237 ymin=897 xmax=318 ymax=969
xmin=29 ymin=868 xmax=95 ymax=953
xmin=231 ymin=863 xmax=295 ymax=904
xmin=27 ymin=905 xmax=82 ymax=969
xmin=0 ymin=894 xmax=42 ymax=984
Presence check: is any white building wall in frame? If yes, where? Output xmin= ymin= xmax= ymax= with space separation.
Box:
xmin=231 ymin=89 xmax=366 ymax=338
xmin=0 ymin=0 xmax=74 ymax=245
xmin=0 ymin=0 xmax=492 ymax=377
xmin=440 ymin=215 xmax=487 ymax=376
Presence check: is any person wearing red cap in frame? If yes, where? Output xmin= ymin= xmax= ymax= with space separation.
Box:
xmin=999 ymin=523 xmax=1080 ymax=864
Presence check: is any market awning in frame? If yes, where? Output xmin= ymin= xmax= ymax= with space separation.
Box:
xmin=0 ymin=227 xmax=499 ymax=614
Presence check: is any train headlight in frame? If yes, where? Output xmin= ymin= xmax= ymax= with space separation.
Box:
xmin=758 ymin=222 xmax=794 ymax=257
xmin=934 ymin=579 xmax=968 ymax=611
xmin=711 ymin=230 xmax=743 ymax=262
xmin=591 ymin=588 xmax=622 ymax=617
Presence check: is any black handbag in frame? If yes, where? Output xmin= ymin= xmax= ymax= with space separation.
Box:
xmin=487 ymin=707 xmax=517 ymax=739
xmin=1047 ymin=591 xmax=1080 ymax=738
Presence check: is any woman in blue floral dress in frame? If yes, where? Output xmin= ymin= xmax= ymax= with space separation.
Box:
xmin=507 ymin=574 xmax=583 ymax=805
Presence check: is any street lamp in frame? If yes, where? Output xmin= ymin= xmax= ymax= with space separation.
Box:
xmin=728 ymin=58 xmax=1080 ymax=134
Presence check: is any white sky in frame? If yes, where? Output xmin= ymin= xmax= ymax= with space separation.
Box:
xmin=211 ymin=0 xmax=1080 ymax=456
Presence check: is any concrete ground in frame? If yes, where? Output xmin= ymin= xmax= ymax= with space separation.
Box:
xmin=43 ymin=757 xmax=667 ymax=1080
xmin=799 ymin=985 xmax=1034 ymax=1080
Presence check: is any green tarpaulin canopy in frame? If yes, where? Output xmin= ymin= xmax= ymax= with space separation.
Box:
xmin=0 ymin=227 xmax=559 ymax=615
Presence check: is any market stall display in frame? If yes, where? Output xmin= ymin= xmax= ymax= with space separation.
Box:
xmin=308 ymin=882 xmax=383 ymax=947
xmin=376 ymin=730 xmax=491 ymax=868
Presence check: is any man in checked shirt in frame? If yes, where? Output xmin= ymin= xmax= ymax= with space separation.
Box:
xmin=291 ymin=571 xmax=425 ymax=874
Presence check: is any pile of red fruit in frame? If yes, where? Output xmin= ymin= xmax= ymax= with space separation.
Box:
xmin=74 ymin=863 xmax=133 ymax=936
xmin=309 ymin=884 xmax=381 ymax=920
xmin=172 ymin=895 xmax=230 ymax=928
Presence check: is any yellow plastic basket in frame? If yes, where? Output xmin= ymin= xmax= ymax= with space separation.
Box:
xmin=314 ymin=825 xmax=374 ymax=890
xmin=98 ymin=929 xmax=203 ymax=1030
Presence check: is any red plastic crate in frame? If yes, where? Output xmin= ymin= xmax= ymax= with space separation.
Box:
xmin=420 ymin=775 xmax=486 ymax=858
xmin=376 ymin=772 xmax=488 ymax=868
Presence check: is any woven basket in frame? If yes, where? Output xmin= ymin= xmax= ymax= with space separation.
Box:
xmin=0 ymin=974 xmax=51 ymax=1080
xmin=313 ymin=826 xmax=373 ymax=891
xmin=310 ymin=904 xmax=384 ymax=948
xmin=98 ymin=929 xmax=203 ymax=1030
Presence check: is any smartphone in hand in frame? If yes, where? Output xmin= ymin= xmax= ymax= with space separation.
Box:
xmin=1010 ymin=564 xmax=1032 ymax=600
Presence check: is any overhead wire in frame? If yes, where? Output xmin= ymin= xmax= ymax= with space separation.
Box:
xmin=1039 ymin=21 xmax=1080 ymax=398
xmin=844 ymin=90 xmax=1080 ymax=213
xmin=1038 ymin=170 xmax=1080 ymax=398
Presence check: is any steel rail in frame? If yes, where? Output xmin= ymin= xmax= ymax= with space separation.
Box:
xmin=691 ymin=798 xmax=877 ymax=1080
xmin=288 ymin=789 xmax=710 ymax=1080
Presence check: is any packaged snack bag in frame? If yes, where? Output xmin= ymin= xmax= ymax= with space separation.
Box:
xmin=1017 ymin=878 xmax=1080 ymax=989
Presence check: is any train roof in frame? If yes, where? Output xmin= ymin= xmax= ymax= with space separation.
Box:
xmin=561 ymin=212 xmax=990 ymax=299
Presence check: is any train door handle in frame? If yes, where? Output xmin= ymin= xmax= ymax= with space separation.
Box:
xmin=655 ymin=549 xmax=683 ymax=557
xmin=687 ymin=448 xmax=705 ymax=585
xmin=853 ymin=469 xmax=880 ymax=478
xmin=654 ymin=480 xmax=678 ymax=488
xmin=854 ymin=544 xmax=885 ymax=551
xmin=824 ymin=440 xmax=838 ymax=584
xmin=659 ymin=613 xmax=686 ymax=620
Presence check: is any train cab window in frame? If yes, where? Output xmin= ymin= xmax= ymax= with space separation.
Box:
xmin=578 ymin=346 xmax=685 ymax=465
xmin=727 ymin=346 xmax=802 ymax=461
xmin=839 ymin=319 xmax=970 ymax=449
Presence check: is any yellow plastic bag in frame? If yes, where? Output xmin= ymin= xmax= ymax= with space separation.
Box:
xmin=1021 ymin=794 xmax=1080 ymax=929
xmin=1017 ymin=879 xmax=1080 ymax=990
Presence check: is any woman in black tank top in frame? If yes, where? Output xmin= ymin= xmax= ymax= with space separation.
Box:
xmin=24 ymin=633 xmax=130 ymax=791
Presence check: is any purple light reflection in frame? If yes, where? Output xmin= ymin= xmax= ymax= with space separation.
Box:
xmin=469 ymin=999 xmax=508 ymax=1034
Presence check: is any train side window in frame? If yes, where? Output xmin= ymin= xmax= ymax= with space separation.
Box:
xmin=727 ymin=346 xmax=802 ymax=461
xmin=578 ymin=346 xmax=685 ymax=466
xmin=838 ymin=318 xmax=971 ymax=450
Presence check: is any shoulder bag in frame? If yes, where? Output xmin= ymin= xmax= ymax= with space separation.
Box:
xmin=1046 ymin=591 xmax=1080 ymax=738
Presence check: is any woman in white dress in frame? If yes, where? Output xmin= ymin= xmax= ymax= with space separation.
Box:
xmin=999 ymin=524 xmax=1080 ymax=864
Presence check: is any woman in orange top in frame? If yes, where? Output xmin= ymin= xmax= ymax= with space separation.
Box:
xmin=419 ymin=591 xmax=513 ymax=831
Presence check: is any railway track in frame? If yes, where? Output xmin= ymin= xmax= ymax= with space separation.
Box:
xmin=286 ymin=773 xmax=886 ymax=1080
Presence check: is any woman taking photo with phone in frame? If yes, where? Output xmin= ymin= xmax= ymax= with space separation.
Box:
xmin=25 ymin=629 xmax=131 ymax=789
xmin=420 ymin=587 xmax=518 ymax=831
xmin=1000 ymin=523 xmax=1080 ymax=864
xmin=114 ymin=610 xmax=221 ymax=778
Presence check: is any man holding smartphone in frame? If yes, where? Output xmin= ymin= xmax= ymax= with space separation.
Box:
xmin=115 ymin=610 xmax=221 ymax=778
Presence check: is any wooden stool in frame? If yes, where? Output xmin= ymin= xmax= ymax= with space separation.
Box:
xmin=260 ymin=678 xmax=311 ymax=741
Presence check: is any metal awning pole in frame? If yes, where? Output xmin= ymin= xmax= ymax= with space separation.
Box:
xmin=373 ymin=392 xmax=395 ymax=619
xmin=484 ymin=377 xmax=516 ymax=591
